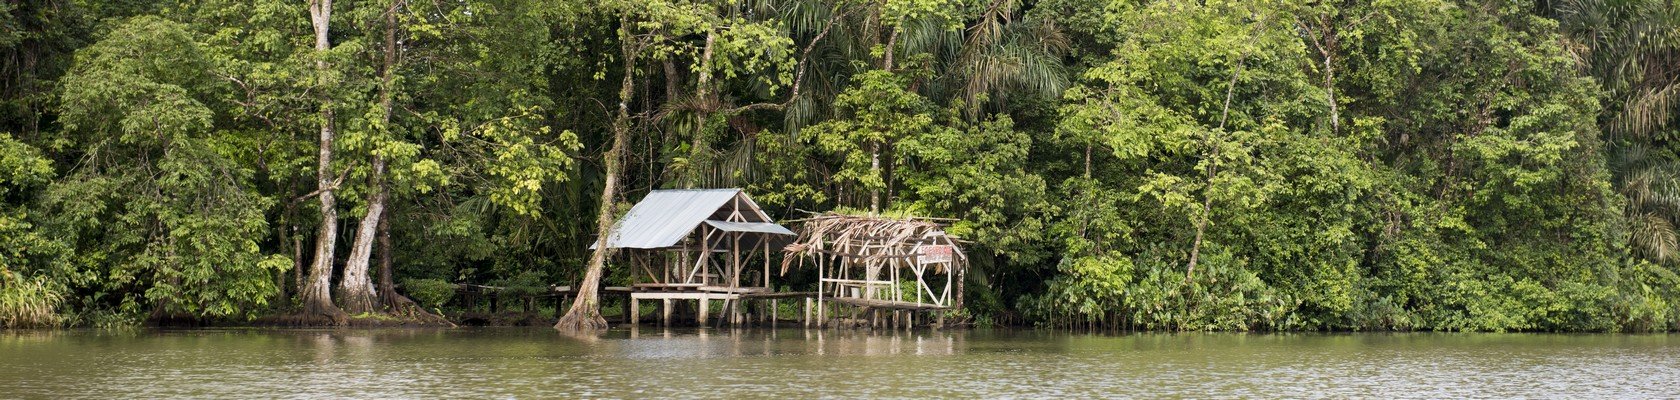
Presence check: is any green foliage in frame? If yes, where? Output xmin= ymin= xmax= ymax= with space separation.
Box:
xmin=0 ymin=270 xmax=64 ymax=328
xmin=1 ymin=0 xmax=1679 ymax=332
xmin=1024 ymin=248 xmax=1288 ymax=331
xmin=805 ymin=70 xmax=939 ymax=203
xmin=42 ymin=15 xmax=283 ymax=322
xmin=401 ymin=278 xmax=457 ymax=310
xmin=489 ymin=270 xmax=549 ymax=298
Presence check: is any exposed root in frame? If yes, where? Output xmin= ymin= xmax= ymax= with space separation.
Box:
xmin=380 ymin=291 xmax=455 ymax=327
xmin=554 ymin=301 xmax=608 ymax=332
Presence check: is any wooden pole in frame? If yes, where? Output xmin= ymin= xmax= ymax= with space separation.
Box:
xmin=630 ymin=296 xmax=640 ymax=325
xmin=816 ymin=254 xmax=825 ymax=327
xmin=697 ymin=293 xmax=709 ymax=325
xmin=662 ymin=299 xmax=672 ymax=326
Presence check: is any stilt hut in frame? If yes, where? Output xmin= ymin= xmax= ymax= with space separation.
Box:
xmin=593 ymin=189 xmax=797 ymax=325
xmin=782 ymin=213 xmax=966 ymax=328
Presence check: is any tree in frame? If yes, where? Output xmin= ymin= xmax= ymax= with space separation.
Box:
xmin=556 ymin=8 xmax=649 ymax=332
xmin=336 ymin=0 xmax=404 ymax=316
xmin=302 ymin=0 xmax=347 ymax=323
xmin=50 ymin=16 xmax=286 ymax=322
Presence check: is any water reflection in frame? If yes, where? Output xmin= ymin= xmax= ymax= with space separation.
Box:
xmin=1 ymin=329 xmax=1675 ymax=398
xmin=612 ymin=326 xmax=962 ymax=358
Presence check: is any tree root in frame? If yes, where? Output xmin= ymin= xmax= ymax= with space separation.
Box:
xmin=554 ymin=306 xmax=607 ymax=332
xmin=380 ymin=290 xmax=455 ymax=327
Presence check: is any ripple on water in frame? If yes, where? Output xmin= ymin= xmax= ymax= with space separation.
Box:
xmin=2 ymin=329 xmax=1677 ymax=398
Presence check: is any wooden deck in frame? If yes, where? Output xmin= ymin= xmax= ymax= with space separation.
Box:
xmin=826 ymin=297 xmax=948 ymax=311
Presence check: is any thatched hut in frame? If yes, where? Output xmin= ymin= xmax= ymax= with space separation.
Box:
xmin=782 ymin=213 xmax=966 ymax=327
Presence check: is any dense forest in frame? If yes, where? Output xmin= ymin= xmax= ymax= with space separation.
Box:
xmin=1 ymin=0 xmax=1678 ymax=332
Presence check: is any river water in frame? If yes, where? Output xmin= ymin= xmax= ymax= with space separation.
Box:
xmin=3 ymin=328 xmax=1677 ymax=398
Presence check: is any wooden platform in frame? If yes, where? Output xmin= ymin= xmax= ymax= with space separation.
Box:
xmin=619 ymin=285 xmax=817 ymax=327
xmin=826 ymin=297 xmax=948 ymax=311
xmin=741 ymin=291 xmax=816 ymax=299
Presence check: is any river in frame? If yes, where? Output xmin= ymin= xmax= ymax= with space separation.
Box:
xmin=3 ymin=328 xmax=1677 ymax=398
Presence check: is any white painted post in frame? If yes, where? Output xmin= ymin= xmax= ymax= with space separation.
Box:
xmin=697 ymin=293 xmax=709 ymax=325
xmin=662 ymin=299 xmax=672 ymax=326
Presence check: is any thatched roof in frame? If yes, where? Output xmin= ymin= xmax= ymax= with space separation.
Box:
xmin=781 ymin=213 xmax=966 ymax=272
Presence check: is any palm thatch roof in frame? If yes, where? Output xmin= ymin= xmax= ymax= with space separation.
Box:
xmin=781 ymin=213 xmax=967 ymax=273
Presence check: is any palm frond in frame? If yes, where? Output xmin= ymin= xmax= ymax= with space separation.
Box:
xmin=1632 ymin=211 xmax=1679 ymax=262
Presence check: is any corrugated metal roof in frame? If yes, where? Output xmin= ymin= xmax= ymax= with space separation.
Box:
xmin=588 ymin=189 xmax=793 ymax=250
xmin=704 ymin=220 xmax=796 ymax=236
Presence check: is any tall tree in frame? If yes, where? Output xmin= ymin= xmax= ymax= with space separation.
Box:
xmin=556 ymin=10 xmax=646 ymax=332
xmin=302 ymin=0 xmax=346 ymax=323
xmin=337 ymin=0 xmax=405 ymax=315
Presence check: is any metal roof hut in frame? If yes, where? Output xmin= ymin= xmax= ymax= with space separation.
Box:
xmin=783 ymin=213 xmax=967 ymax=328
xmin=593 ymin=189 xmax=797 ymax=325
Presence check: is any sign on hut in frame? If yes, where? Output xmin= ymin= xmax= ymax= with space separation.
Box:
xmin=782 ymin=213 xmax=966 ymax=328
xmin=593 ymin=189 xmax=797 ymax=326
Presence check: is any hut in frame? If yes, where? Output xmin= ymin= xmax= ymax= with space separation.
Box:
xmin=594 ymin=188 xmax=797 ymax=325
xmin=782 ymin=213 xmax=966 ymax=328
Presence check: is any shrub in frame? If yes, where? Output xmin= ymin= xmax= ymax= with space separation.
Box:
xmin=401 ymin=278 xmax=457 ymax=310
xmin=0 ymin=271 xmax=63 ymax=328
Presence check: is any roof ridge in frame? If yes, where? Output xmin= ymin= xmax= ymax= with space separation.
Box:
xmin=646 ymin=188 xmax=741 ymax=192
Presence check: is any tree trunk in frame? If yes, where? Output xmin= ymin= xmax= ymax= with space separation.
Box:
xmin=662 ymin=58 xmax=680 ymax=104
xmin=338 ymin=0 xmax=404 ymax=316
xmin=883 ymin=25 xmax=899 ymax=72
xmin=556 ymin=16 xmax=638 ymax=332
xmin=869 ymin=141 xmax=881 ymax=215
xmin=1188 ymin=49 xmax=1248 ymax=280
xmin=685 ymin=29 xmax=716 ymax=187
xmin=292 ymin=225 xmax=303 ymax=300
xmin=338 ymin=159 xmax=384 ymax=314
xmin=302 ymin=0 xmax=347 ymax=324
xmin=377 ymin=211 xmax=399 ymax=305
xmin=1323 ymin=54 xmax=1339 ymax=134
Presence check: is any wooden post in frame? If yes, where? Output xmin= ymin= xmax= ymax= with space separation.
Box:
xmin=554 ymin=295 xmax=564 ymax=318
xmin=697 ymin=293 xmax=709 ymax=325
xmin=816 ymin=255 xmax=825 ymax=328
xmin=731 ymin=234 xmax=741 ymax=289
xmin=630 ymin=297 xmax=640 ymax=325
xmin=803 ymin=297 xmax=811 ymax=327
xmin=771 ymin=299 xmax=779 ymax=325
xmin=662 ymin=299 xmax=672 ymax=326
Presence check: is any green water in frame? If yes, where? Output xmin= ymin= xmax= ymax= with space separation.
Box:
xmin=2 ymin=328 xmax=1677 ymax=398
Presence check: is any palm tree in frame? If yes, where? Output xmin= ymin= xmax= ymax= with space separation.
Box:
xmin=1554 ymin=0 xmax=1680 ymax=260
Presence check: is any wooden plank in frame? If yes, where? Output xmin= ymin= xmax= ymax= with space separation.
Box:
xmin=632 ymin=283 xmax=704 ymax=288
xmin=698 ymin=286 xmax=771 ymax=294
xmin=740 ymin=291 xmax=816 ymax=299
xmin=632 ymin=292 xmax=740 ymax=300
xmin=827 ymin=296 xmax=948 ymax=311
